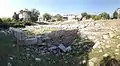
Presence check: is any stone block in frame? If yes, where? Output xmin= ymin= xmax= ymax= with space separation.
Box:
xmin=66 ymin=46 xmax=72 ymax=51
xmin=58 ymin=44 xmax=66 ymax=52
xmin=25 ymin=37 xmax=37 ymax=45
xmin=36 ymin=36 xmax=43 ymax=45
xmin=48 ymin=46 xmax=57 ymax=51
xmin=11 ymin=28 xmax=26 ymax=40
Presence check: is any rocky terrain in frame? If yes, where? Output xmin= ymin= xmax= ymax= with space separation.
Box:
xmin=4 ymin=20 xmax=120 ymax=66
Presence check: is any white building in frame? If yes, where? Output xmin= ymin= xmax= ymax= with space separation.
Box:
xmin=23 ymin=11 xmax=30 ymax=21
xmin=19 ymin=10 xmax=31 ymax=21
xmin=63 ymin=14 xmax=82 ymax=21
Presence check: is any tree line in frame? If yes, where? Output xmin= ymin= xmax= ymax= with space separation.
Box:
xmin=42 ymin=11 xmax=120 ymax=21
xmin=1 ymin=8 xmax=120 ymax=23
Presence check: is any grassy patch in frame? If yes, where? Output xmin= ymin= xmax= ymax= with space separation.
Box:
xmin=6 ymin=33 xmax=94 ymax=66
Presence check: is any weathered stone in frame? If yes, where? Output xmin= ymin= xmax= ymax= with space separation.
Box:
xmin=115 ymin=49 xmax=119 ymax=52
xmin=89 ymin=61 xmax=94 ymax=66
xmin=58 ymin=44 xmax=66 ymax=52
xmin=99 ymin=49 xmax=103 ymax=52
xmin=13 ymin=29 xmax=26 ymax=40
xmin=53 ymin=61 xmax=55 ymax=63
xmin=26 ymin=48 xmax=30 ymax=51
xmin=89 ymin=57 xmax=97 ymax=63
xmin=65 ymin=61 xmax=68 ymax=63
xmin=35 ymin=58 xmax=41 ymax=61
xmin=103 ymin=35 xmax=109 ymax=39
xmin=117 ymin=36 xmax=120 ymax=39
xmin=9 ymin=57 xmax=13 ymax=60
xmin=80 ymin=25 xmax=85 ymax=28
xmin=66 ymin=46 xmax=72 ymax=52
xmin=109 ymin=33 xmax=115 ymax=38
xmin=25 ymin=37 xmax=37 ymax=45
xmin=105 ymin=45 xmax=111 ymax=48
xmin=53 ymin=50 xmax=57 ymax=54
xmin=46 ymin=52 xmax=50 ymax=55
xmin=36 ymin=36 xmax=43 ymax=45
xmin=93 ymin=41 xmax=100 ymax=49
xmin=48 ymin=46 xmax=57 ymax=51
xmin=103 ymin=53 xmax=109 ymax=57
xmin=8 ymin=62 xmax=12 ymax=66
xmin=41 ymin=52 xmax=45 ymax=55
xmin=115 ymin=53 xmax=119 ymax=55
xmin=82 ymin=60 xmax=86 ymax=64
xmin=27 ymin=54 xmax=30 ymax=56
xmin=55 ymin=54 xmax=59 ymax=56
xmin=12 ymin=44 xmax=15 ymax=47
xmin=117 ymin=44 xmax=120 ymax=48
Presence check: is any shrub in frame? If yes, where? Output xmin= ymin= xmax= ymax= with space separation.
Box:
xmin=92 ymin=15 xmax=102 ymax=20
xmin=24 ymin=21 xmax=33 ymax=26
xmin=9 ymin=21 xmax=25 ymax=28
xmin=1 ymin=18 xmax=12 ymax=23
xmin=0 ymin=23 xmax=10 ymax=29
xmin=0 ymin=18 xmax=3 ymax=23
xmin=99 ymin=12 xmax=110 ymax=19
xmin=7 ymin=18 xmax=12 ymax=22
xmin=0 ymin=18 xmax=10 ymax=29
xmin=12 ymin=23 xmax=25 ymax=28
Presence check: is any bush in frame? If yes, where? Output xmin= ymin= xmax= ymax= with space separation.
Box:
xmin=24 ymin=21 xmax=33 ymax=26
xmin=8 ymin=21 xmax=25 ymax=28
xmin=12 ymin=23 xmax=25 ymax=28
xmin=1 ymin=18 xmax=12 ymax=23
xmin=99 ymin=12 xmax=110 ymax=19
xmin=0 ymin=18 xmax=10 ymax=29
xmin=0 ymin=18 xmax=3 ymax=23
xmin=0 ymin=18 xmax=33 ymax=28
xmin=92 ymin=15 xmax=102 ymax=20
xmin=0 ymin=23 xmax=10 ymax=29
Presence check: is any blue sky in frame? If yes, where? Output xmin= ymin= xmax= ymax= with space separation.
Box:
xmin=0 ymin=0 xmax=120 ymax=17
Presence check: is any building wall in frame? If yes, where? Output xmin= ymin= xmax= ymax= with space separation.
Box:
xmin=63 ymin=14 xmax=82 ymax=21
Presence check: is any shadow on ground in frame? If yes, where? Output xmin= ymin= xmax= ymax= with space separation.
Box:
xmin=0 ymin=31 xmax=14 ymax=66
xmin=0 ymin=29 xmax=95 ymax=66
xmin=100 ymin=56 xmax=120 ymax=66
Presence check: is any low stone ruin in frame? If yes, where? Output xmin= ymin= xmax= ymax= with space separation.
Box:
xmin=9 ymin=27 xmax=79 ymax=53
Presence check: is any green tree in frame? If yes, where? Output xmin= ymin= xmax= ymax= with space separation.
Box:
xmin=81 ymin=12 xmax=87 ymax=18
xmin=113 ymin=11 xmax=118 ymax=19
xmin=86 ymin=14 xmax=91 ymax=19
xmin=99 ymin=12 xmax=110 ymax=19
xmin=54 ymin=14 xmax=63 ymax=21
xmin=12 ymin=12 xmax=19 ymax=20
xmin=43 ymin=13 xmax=51 ymax=21
xmin=1 ymin=18 xmax=12 ymax=22
xmin=23 ymin=8 xmax=40 ymax=22
xmin=91 ymin=15 xmax=102 ymax=20
xmin=81 ymin=12 xmax=91 ymax=19
xmin=95 ymin=15 xmax=102 ymax=20
xmin=30 ymin=9 xmax=40 ymax=22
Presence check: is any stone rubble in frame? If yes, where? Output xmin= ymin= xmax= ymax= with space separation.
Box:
xmin=9 ymin=21 xmax=120 ymax=66
xmin=25 ymin=37 xmax=38 ymax=45
xmin=58 ymin=44 xmax=67 ymax=52
xmin=35 ymin=58 xmax=41 ymax=61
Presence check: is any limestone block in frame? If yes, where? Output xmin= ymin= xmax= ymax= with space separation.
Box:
xmin=25 ymin=37 xmax=37 ymax=45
